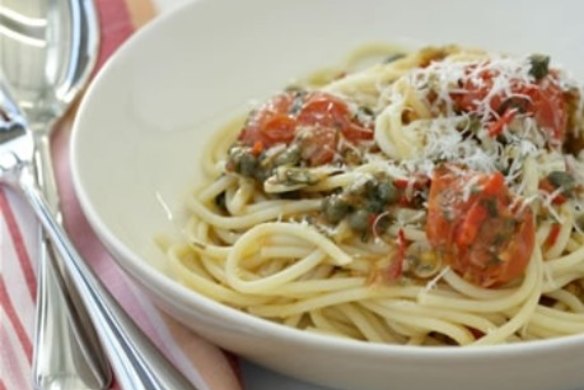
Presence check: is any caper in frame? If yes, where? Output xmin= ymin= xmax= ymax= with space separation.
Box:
xmin=322 ymin=196 xmax=350 ymax=224
xmin=376 ymin=181 xmax=398 ymax=204
xmin=227 ymin=147 xmax=256 ymax=177
xmin=365 ymin=199 xmax=386 ymax=213
xmin=528 ymin=54 xmax=550 ymax=81
xmin=364 ymin=179 xmax=377 ymax=194
xmin=237 ymin=152 xmax=258 ymax=177
xmin=253 ymin=166 xmax=270 ymax=182
xmin=348 ymin=209 xmax=370 ymax=232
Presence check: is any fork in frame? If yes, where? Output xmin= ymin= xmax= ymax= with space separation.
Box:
xmin=0 ymin=74 xmax=200 ymax=389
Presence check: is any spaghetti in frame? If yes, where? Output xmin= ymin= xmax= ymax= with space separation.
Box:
xmin=164 ymin=45 xmax=584 ymax=346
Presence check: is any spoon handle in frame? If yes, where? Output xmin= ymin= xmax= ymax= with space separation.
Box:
xmin=18 ymin=167 xmax=200 ymax=390
xmin=33 ymin=134 xmax=113 ymax=390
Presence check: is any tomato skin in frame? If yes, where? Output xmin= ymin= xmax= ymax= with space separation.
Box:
xmin=238 ymin=94 xmax=296 ymax=148
xmin=299 ymin=126 xmax=338 ymax=166
xmin=297 ymin=92 xmax=373 ymax=143
xmin=238 ymin=91 xmax=372 ymax=165
xmin=545 ymin=223 xmax=562 ymax=249
xmin=426 ymin=165 xmax=535 ymax=287
xmin=538 ymin=178 xmax=568 ymax=205
xmin=387 ymin=229 xmax=407 ymax=280
xmin=297 ymin=92 xmax=349 ymax=128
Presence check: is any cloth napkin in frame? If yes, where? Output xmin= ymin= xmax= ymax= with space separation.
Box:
xmin=0 ymin=0 xmax=242 ymax=389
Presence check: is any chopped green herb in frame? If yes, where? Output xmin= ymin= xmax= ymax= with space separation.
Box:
xmin=276 ymin=167 xmax=317 ymax=185
xmin=274 ymin=145 xmax=301 ymax=167
xmin=466 ymin=115 xmax=482 ymax=133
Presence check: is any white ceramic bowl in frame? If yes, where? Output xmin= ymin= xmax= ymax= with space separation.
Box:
xmin=72 ymin=1 xmax=584 ymax=389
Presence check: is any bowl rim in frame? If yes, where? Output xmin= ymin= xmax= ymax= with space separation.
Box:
xmin=71 ymin=0 xmax=584 ymax=360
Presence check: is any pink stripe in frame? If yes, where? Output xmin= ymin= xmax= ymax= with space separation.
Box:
xmin=0 ymin=278 xmax=32 ymax=362
xmin=95 ymin=0 xmax=135 ymax=70
xmin=0 ymin=315 xmax=31 ymax=390
xmin=0 ymin=189 xmax=37 ymax=300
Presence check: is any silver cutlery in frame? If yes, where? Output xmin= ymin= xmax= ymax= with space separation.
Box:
xmin=0 ymin=74 xmax=200 ymax=389
xmin=1 ymin=1 xmax=111 ymax=388
xmin=1 ymin=1 xmax=202 ymax=388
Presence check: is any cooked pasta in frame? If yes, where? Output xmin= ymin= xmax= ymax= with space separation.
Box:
xmin=163 ymin=44 xmax=584 ymax=346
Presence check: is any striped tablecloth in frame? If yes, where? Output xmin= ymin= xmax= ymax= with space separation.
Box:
xmin=0 ymin=0 xmax=328 ymax=388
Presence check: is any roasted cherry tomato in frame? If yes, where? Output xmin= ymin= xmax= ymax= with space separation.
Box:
xmin=238 ymin=91 xmax=372 ymax=165
xmin=426 ymin=165 xmax=535 ymax=287
xmin=451 ymin=67 xmax=567 ymax=143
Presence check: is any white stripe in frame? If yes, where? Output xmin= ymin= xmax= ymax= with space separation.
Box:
xmin=0 ymin=217 xmax=35 ymax=338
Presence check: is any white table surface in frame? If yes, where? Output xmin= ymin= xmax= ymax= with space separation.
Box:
xmin=148 ymin=0 xmax=330 ymax=388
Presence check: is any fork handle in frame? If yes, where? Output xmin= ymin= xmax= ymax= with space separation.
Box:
xmin=34 ymin=234 xmax=113 ymax=390
xmin=33 ymin=133 xmax=113 ymax=390
xmin=18 ymin=166 xmax=200 ymax=390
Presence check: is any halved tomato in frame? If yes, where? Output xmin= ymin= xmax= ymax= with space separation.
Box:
xmin=426 ymin=165 xmax=535 ymax=287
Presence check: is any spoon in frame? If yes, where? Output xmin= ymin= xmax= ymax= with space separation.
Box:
xmin=0 ymin=0 xmax=112 ymax=388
